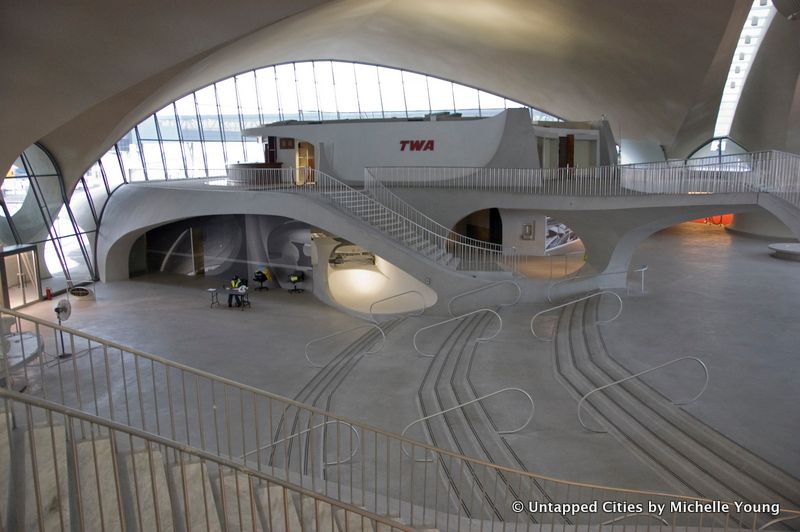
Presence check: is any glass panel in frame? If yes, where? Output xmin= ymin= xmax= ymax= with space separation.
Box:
xmin=275 ymin=63 xmax=300 ymax=121
xmin=155 ymin=106 xmax=179 ymax=141
xmin=1 ymin=175 xmax=30 ymax=216
xmin=204 ymin=142 xmax=226 ymax=173
xmin=68 ymin=180 xmax=96 ymax=233
xmin=453 ymin=84 xmax=480 ymax=116
xmin=427 ymin=77 xmax=455 ymax=114
xmin=0 ymin=212 xmax=15 ymax=246
xmin=478 ymin=91 xmax=506 ymax=115
xmin=245 ymin=141 xmax=263 ymax=163
xmin=333 ymin=62 xmax=359 ymax=119
xmin=255 ymin=66 xmax=281 ymax=123
xmin=137 ymin=115 xmax=159 ymax=141
xmin=23 ymin=145 xmax=57 ymax=176
xmin=51 ymin=204 xmax=76 ymax=238
xmin=235 ymin=72 xmax=262 ymax=127
xmin=84 ymin=162 xmax=110 ymax=215
xmin=7 ymin=156 xmax=27 ymax=177
xmin=119 ymin=129 xmax=146 ymax=181
xmin=195 ymin=85 xmax=222 ymax=141
xmin=224 ymin=141 xmax=245 ymax=165
xmin=142 ymin=142 xmax=166 ymax=180
xmin=31 ymin=174 xmax=63 ymax=221
xmin=100 ymin=148 xmax=125 ymax=191
xmin=402 ymin=71 xmax=429 ymax=117
xmin=314 ymin=62 xmax=338 ymax=120
xmin=377 ymin=67 xmax=406 ymax=118
xmin=295 ymin=62 xmax=319 ymax=121
xmin=354 ymin=64 xmax=382 ymax=118
xmin=183 ymin=141 xmax=207 ymax=177
xmin=4 ymin=252 xmax=40 ymax=308
xmin=216 ymin=78 xmax=242 ymax=141
xmin=162 ymin=142 xmax=186 ymax=178
xmin=175 ymin=94 xmax=202 ymax=141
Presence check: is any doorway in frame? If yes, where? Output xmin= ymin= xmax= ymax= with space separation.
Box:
xmin=0 ymin=244 xmax=41 ymax=309
xmin=296 ymin=142 xmax=316 ymax=185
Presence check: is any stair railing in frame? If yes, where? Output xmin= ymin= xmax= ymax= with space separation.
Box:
xmin=413 ymin=308 xmax=502 ymax=357
xmin=547 ymin=265 xmax=647 ymax=302
xmin=5 ymin=307 xmax=798 ymax=531
xmin=577 ymin=356 xmax=710 ymax=433
xmin=446 ymin=280 xmax=521 ymax=316
xmin=240 ymin=418 xmax=360 ymax=466
xmin=0 ymin=388 xmax=416 ymax=532
xmin=305 ymin=323 xmax=385 ymax=367
xmin=400 ymin=387 xmax=534 ymax=462
xmin=530 ymin=291 xmax=623 ymax=341
xmin=368 ymin=290 xmax=426 ymax=323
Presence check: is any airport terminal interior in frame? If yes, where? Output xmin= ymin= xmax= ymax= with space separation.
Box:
xmin=1 ymin=1 xmax=800 ymax=530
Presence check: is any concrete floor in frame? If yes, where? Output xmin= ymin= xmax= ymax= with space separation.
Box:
xmin=16 ymin=222 xmax=800 ymax=494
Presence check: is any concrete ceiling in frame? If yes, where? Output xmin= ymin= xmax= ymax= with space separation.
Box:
xmin=1 ymin=0 xmax=752 ymax=184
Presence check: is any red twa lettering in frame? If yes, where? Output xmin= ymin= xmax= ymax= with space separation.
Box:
xmin=400 ymin=140 xmax=435 ymax=151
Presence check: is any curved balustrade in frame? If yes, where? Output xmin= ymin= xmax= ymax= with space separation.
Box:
xmin=547 ymin=265 xmax=647 ymax=302
xmin=759 ymin=515 xmax=800 ymax=530
xmin=530 ymin=291 xmax=623 ymax=341
xmin=400 ymin=387 xmax=535 ymax=462
xmin=305 ymin=323 xmax=386 ymax=367
xmin=446 ymin=280 xmax=521 ymax=316
xmin=578 ymin=356 xmax=710 ymax=433
xmin=601 ymin=513 xmax=670 ymax=526
xmin=368 ymin=290 xmax=426 ymax=323
xmin=240 ymin=419 xmax=360 ymax=466
xmin=413 ymin=308 xmax=502 ymax=357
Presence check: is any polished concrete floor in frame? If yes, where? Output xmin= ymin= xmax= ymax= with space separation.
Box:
xmin=16 ymin=222 xmax=800 ymax=494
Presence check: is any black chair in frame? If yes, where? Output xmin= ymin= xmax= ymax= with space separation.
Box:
xmin=288 ymin=271 xmax=305 ymax=294
xmin=253 ymin=270 xmax=269 ymax=291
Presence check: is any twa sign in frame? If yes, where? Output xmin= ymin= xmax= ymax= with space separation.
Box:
xmin=400 ymin=140 xmax=435 ymax=151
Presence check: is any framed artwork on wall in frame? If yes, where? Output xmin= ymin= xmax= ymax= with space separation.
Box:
xmin=279 ymin=138 xmax=295 ymax=149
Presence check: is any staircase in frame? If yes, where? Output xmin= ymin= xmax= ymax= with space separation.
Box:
xmin=552 ymin=297 xmax=800 ymax=528
xmin=0 ymin=391 xmax=420 ymax=532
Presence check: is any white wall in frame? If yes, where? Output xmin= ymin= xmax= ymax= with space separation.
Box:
xmin=499 ymin=209 xmax=547 ymax=255
xmin=620 ymin=138 xmax=665 ymax=164
xmin=248 ymin=112 xmax=509 ymax=181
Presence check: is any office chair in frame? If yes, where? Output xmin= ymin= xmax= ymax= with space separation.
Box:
xmin=253 ymin=270 xmax=269 ymax=291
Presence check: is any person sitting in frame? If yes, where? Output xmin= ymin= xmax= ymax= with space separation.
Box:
xmin=228 ymin=275 xmax=243 ymax=307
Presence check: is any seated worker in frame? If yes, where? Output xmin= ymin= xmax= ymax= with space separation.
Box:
xmin=228 ymin=275 xmax=243 ymax=307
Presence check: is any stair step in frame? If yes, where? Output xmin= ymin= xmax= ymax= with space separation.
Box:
xmin=335 ymin=508 xmax=375 ymax=532
xmin=261 ymin=485 xmax=302 ymax=532
xmin=220 ymin=471 xmax=263 ymax=531
xmin=169 ymin=461 xmax=222 ymax=532
xmin=19 ymin=424 xmax=69 ymax=532
xmin=300 ymin=496 xmax=336 ymax=532
xmin=122 ymin=449 xmax=174 ymax=532
xmin=75 ymin=436 xmax=123 ymax=531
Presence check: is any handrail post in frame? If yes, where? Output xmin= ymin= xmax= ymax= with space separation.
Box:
xmin=531 ymin=291 xmax=623 ymax=341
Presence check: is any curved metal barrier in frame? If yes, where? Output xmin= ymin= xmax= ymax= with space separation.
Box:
xmin=601 ymin=513 xmax=670 ymax=526
xmin=759 ymin=515 xmax=800 ymax=530
xmin=400 ymin=387 xmax=534 ymax=462
xmin=368 ymin=290 xmax=426 ymax=323
xmin=305 ymin=323 xmax=386 ymax=367
xmin=413 ymin=308 xmax=502 ymax=357
xmin=446 ymin=280 xmax=522 ymax=316
xmin=530 ymin=291 xmax=623 ymax=341
xmin=240 ymin=419 xmax=360 ymax=466
xmin=578 ymin=356 xmax=710 ymax=433
xmin=547 ymin=265 xmax=647 ymax=302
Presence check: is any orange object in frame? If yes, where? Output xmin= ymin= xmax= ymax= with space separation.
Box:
xmin=691 ymin=214 xmax=733 ymax=226
xmin=45 ymin=288 xmax=53 ymax=300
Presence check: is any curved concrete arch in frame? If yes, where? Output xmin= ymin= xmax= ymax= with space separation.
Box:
xmin=97 ymin=184 xmax=492 ymax=309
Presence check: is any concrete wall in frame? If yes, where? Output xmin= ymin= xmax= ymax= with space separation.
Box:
xmin=727 ymin=210 xmax=795 ymax=239
xmin=620 ymin=139 xmax=665 ymax=164
xmin=499 ymin=210 xmax=547 ymax=256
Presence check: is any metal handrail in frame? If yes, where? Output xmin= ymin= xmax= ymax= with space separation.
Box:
xmin=601 ymin=513 xmax=670 ymax=526
xmin=578 ymin=356 xmax=710 ymax=433
xmin=368 ymin=290 xmax=426 ymax=323
xmin=759 ymin=515 xmax=800 ymax=529
xmin=305 ymin=323 xmax=386 ymax=367
xmin=446 ymin=280 xmax=521 ymax=316
xmin=400 ymin=387 xmax=535 ymax=462
xmin=530 ymin=291 xmax=623 ymax=341
xmin=240 ymin=419 xmax=360 ymax=466
xmin=6 ymin=307 xmax=799 ymax=531
xmin=0 ymin=388 xmax=416 ymax=532
xmin=547 ymin=265 xmax=647 ymax=302
xmin=413 ymin=308 xmax=502 ymax=357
